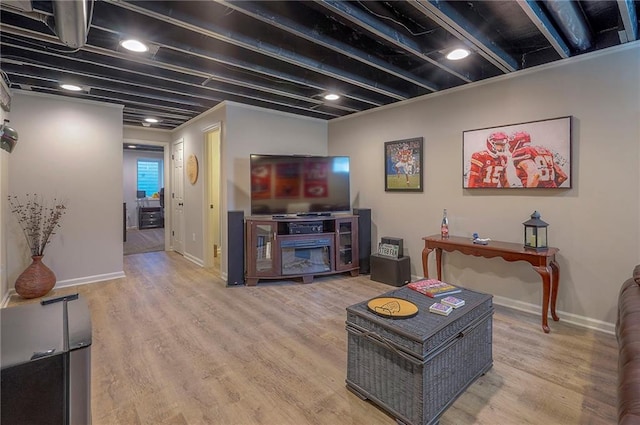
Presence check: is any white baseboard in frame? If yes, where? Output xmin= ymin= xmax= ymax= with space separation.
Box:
xmin=492 ymin=295 xmax=616 ymax=335
xmin=1 ymin=271 xmax=126 ymax=307
xmin=410 ymin=274 xmax=616 ymax=335
xmin=183 ymin=252 xmax=204 ymax=267
xmin=1 ymin=291 xmax=11 ymax=308
xmin=55 ymin=271 xmax=126 ymax=288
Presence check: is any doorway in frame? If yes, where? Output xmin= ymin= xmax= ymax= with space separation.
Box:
xmin=123 ymin=142 xmax=167 ymax=255
xmin=204 ymin=125 xmax=221 ymax=269
xmin=171 ymin=138 xmax=185 ymax=255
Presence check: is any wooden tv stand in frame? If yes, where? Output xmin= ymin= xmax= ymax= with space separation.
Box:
xmin=245 ymin=215 xmax=360 ymax=286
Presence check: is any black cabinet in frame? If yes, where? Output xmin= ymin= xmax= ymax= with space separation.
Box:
xmin=1 ymin=295 xmax=92 ymax=425
xmin=138 ymin=207 xmax=164 ymax=229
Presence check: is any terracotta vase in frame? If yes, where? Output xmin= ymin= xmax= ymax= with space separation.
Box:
xmin=15 ymin=255 xmax=56 ymax=299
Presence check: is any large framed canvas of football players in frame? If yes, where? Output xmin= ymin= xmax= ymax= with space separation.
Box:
xmin=384 ymin=137 xmax=424 ymax=192
xmin=462 ymin=116 xmax=571 ymax=189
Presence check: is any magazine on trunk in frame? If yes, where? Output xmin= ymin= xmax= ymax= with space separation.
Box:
xmin=407 ymin=279 xmax=461 ymax=298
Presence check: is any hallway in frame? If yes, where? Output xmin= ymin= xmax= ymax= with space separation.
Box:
xmin=124 ymin=227 xmax=164 ymax=255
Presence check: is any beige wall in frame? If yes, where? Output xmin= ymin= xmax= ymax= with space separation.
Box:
xmin=123 ymin=150 xmax=164 ymax=228
xmin=2 ymin=44 xmax=636 ymax=333
xmin=123 ymin=126 xmax=172 ymax=143
xmin=328 ymin=43 xmax=640 ymax=332
xmin=170 ymin=103 xmax=227 ymax=266
xmin=6 ymin=92 xmax=125 ymax=290
xmin=0 ymin=106 xmax=8 ymax=302
xmin=171 ymin=101 xmax=328 ymax=278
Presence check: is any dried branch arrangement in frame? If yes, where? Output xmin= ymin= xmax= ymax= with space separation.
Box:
xmin=8 ymin=194 xmax=67 ymax=257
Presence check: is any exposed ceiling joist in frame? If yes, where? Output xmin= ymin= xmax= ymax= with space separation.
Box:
xmin=517 ymin=0 xmax=571 ymax=59
xmin=409 ymin=0 xmax=518 ymax=73
xmin=1 ymin=0 xmax=635 ymax=129
xmin=105 ymin=0 xmax=409 ymax=101
xmin=315 ymin=0 xmax=473 ymax=83
xmin=216 ymin=0 xmax=439 ymax=92
xmin=617 ymin=0 xmax=639 ymax=42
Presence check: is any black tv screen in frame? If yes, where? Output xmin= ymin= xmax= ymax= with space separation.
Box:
xmin=250 ymin=154 xmax=351 ymax=215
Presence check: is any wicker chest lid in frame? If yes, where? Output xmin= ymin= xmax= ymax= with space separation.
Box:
xmin=346 ymin=286 xmax=493 ymax=358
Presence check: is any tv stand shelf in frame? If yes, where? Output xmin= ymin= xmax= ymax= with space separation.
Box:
xmin=245 ymin=215 xmax=359 ymax=286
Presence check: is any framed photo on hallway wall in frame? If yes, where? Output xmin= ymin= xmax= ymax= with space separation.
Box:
xmin=385 ymin=137 xmax=424 ymax=192
xmin=463 ymin=116 xmax=571 ymax=189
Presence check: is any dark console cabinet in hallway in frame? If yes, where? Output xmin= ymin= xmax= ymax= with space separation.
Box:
xmin=138 ymin=206 xmax=164 ymax=229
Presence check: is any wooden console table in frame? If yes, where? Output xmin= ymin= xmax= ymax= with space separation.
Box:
xmin=421 ymin=235 xmax=560 ymax=333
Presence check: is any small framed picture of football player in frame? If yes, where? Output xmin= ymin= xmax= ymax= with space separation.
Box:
xmin=463 ymin=116 xmax=571 ymax=189
xmin=384 ymin=137 xmax=424 ymax=192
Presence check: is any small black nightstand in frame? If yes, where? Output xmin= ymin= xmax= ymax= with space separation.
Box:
xmin=138 ymin=206 xmax=164 ymax=229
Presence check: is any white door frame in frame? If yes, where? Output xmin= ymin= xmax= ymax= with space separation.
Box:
xmin=203 ymin=123 xmax=221 ymax=267
xmin=171 ymin=138 xmax=185 ymax=254
xmin=123 ymin=138 xmax=170 ymax=251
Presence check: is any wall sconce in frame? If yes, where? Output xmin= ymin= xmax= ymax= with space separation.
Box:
xmin=0 ymin=119 xmax=18 ymax=153
xmin=523 ymin=211 xmax=548 ymax=251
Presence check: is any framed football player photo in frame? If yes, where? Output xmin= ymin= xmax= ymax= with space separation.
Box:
xmin=384 ymin=137 xmax=424 ymax=192
xmin=462 ymin=116 xmax=572 ymax=189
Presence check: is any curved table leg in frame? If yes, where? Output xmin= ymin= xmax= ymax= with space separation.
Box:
xmin=534 ymin=265 xmax=552 ymax=333
xmin=422 ymin=247 xmax=433 ymax=278
xmin=550 ymin=259 xmax=560 ymax=322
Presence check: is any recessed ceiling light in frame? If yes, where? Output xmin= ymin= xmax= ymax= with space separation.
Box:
xmin=60 ymin=83 xmax=83 ymax=91
xmin=128 ymin=145 xmax=137 ymax=149
xmin=324 ymin=93 xmax=340 ymax=101
xmin=446 ymin=48 xmax=470 ymax=60
xmin=144 ymin=117 xmax=159 ymax=123
xmin=121 ymin=39 xmax=149 ymax=53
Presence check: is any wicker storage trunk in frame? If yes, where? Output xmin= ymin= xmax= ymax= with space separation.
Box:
xmin=346 ymin=286 xmax=493 ymax=425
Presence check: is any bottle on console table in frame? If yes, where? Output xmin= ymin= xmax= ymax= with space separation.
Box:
xmin=440 ymin=209 xmax=449 ymax=239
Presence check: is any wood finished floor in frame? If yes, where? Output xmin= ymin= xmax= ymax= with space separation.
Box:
xmin=6 ymin=251 xmax=618 ymax=425
xmin=124 ymin=227 xmax=165 ymax=256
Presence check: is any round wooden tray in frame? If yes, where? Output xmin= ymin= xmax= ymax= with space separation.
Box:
xmin=367 ymin=297 xmax=418 ymax=319
xmin=187 ymin=154 xmax=198 ymax=184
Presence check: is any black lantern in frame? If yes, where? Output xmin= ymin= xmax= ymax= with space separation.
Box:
xmin=523 ymin=211 xmax=548 ymax=251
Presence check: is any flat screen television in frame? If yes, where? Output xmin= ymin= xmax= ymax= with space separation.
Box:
xmin=250 ymin=154 xmax=351 ymax=216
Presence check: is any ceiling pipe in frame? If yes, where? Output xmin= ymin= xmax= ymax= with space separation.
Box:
xmin=52 ymin=0 xmax=90 ymax=49
xmin=542 ymin=0 xmax=592 ymax=52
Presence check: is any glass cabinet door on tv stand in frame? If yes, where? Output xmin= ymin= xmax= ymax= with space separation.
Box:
xmin=245 ymin=215 xmax=361 ymax=286
xmin=245 ymin=220 xmax=278 ymax=285
xmin=335 ymin=217 xmax=359 ymax=272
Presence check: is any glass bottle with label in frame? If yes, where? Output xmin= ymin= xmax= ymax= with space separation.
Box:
xmin=441 ymin=209 xmax=449 ymax=239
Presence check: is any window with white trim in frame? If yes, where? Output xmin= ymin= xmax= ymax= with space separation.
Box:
xmin=137 ymin=159 xmax=163 ymax=197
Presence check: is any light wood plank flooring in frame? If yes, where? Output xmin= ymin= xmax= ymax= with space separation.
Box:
xmin=6 ymin=252 xmax=618 ymax=424
xmin=124 ymin=227 xmax=165 ymax=255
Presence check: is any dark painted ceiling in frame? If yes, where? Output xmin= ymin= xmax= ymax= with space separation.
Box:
xmin=1 ymin=1 xmax=638 ymax=130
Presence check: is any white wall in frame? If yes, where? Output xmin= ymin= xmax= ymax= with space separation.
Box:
xmin=0 ymin=106 xmax=9 ymax=302
xmin=171 ymin=101 xmax=328 ymax=278
xmin=2 ymin=44 xmax=634 ymax=333
xmin=222 ymin=103 xmax=328 ymax=279
xmin=170 ymin=103 xmax=227 ymax=266
xmin=328 ymin=43 xmax=640 ymax=331
xmin=7 ymin=92 xmax=125 ymax=290
xmin=123 ymin=125 xmax=172 ymax=143
xmin=123 ymin=150 xmax=164 ymax=228
xmin=224 ymin=102 xmax=329 ymax=211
